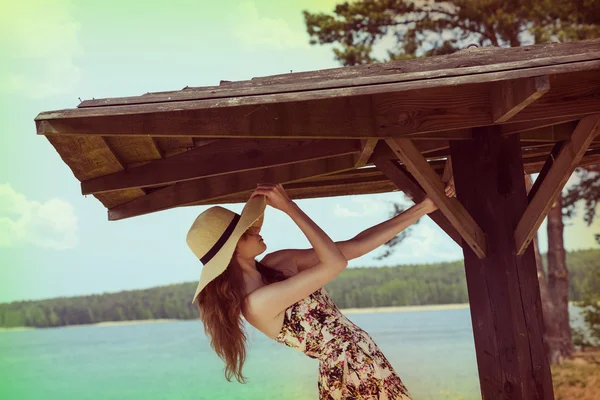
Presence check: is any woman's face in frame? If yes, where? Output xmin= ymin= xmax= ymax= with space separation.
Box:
xmin=235 ymin=226 xmax=267 ymax=259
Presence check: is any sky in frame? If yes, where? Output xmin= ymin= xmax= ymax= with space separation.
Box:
xmin=0 ymin=0 xmax=598 ymax=304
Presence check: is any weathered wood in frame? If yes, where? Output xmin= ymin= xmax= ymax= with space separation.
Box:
xmin=491 ymin=76 xmax=550 ymax=123
xmin=37 ymin=69 xmax=600 ymax=140
xmin=527 ymin=142 xmax=565 ymax=202
xmin=356 ymin=139 xmax=378 ymax=167
xmin=385 ymin=138 xmax=487 ymax=258
xmin=79 ymin=39 xmax=600 ymax=108
xmin=374 ymin=159 xmax=462 ymax=246
xmin=515 ymin=114 xmax=600 ymax=255
xmin=82 ymin=139 xmax=360 ymax=194
xmin=108 ymin=154 xmax=359 ymax=220
xmin=194 ymin=173 xmax=397 ymax=205
xmin=450 ymin=127 xmax=554 ymax=400
xmin=501 ymin=115 xmax=583 ymax=135
xmin=509 ymin=70 xmax=600 ymax=123
xmin=403 ymin=129 xmax=472 ymax=140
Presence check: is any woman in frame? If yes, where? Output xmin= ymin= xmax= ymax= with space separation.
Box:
xmin=187 ymin=183 xmax=454 ymax=399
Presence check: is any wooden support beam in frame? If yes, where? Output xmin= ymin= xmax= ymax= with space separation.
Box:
xmin=108 ymin=153 xmax=359 ymax=220
xmin=527 ymin=142 xmax=565 ymax=202
xmin=501 ymin=115 xmax=583 ymax=135
xmin=82 ymin=139 xmax=360 ymax=195
xmin=356 ymin=139 xmax=378 ymax=167
xmin=450 ymin=127 xmax=554 ymax=399
xmin=36 ymin=70 xmax=600 ymax=140
xmin=515 ymin=114 xmax=600 ymax=255
xmin=195 ymin=172 xmax=397 ymax=205
xmin=385 ymin=138 xmax=487 ymax=258
xmin=491 ymin=76 xmax=550 ymax=123
xmin=374 ymin=159 xmax=462 ymax=246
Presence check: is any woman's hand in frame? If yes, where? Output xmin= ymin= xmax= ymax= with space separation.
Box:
xmin=420 ymin=179 xmax=456 ymax=214
xmin=250 ymin=183 xmax=294 ymax=214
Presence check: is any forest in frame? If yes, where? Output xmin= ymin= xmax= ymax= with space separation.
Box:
xmin=1 ymin=249 xmax=598 ymax=328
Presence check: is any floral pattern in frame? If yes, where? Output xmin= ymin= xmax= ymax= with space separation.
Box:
xmin=275 ymin=287 xmax=413 ymax=400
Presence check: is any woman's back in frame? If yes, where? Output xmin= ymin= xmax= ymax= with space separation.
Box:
xmin=276 ymin=287 xmax=413 ymax=399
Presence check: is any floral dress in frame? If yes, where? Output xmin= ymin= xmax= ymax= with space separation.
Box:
xmin=275 ymin=287 xmax=413 ymax=400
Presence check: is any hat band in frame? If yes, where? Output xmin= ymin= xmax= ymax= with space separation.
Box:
xmin=199 ymin=214 xmax=241 ymax=265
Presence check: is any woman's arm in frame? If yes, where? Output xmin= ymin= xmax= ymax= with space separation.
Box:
xmin=245 ymin=185 xmax=347 ymax=320
xmin=263 ymin=197 xmax=439 ymax=272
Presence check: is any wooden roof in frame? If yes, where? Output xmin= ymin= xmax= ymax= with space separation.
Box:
xmin=35 ymin=39 xmax=600 ymax=222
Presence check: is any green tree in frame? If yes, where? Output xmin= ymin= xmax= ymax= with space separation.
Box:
xmin=304 ymin=0 xmax=600 ymax=66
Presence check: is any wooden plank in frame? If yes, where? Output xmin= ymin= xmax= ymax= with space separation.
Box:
xmin=403 ymin=129 xmax=472 ymax=140
xmin=450 ymin=127 xmax=554 ymax=399
xmin=509 ymin=70 xmax=600 ymax=123
xmin=501 ymin=115 xmax=583 ymax=135
xmin=491 ymin=76 xmax=550 ymax=123
xmin=78 ymin=39 xmax=600 ymax=107
xmin=108 ymin=153 xmax=360 ymax=220
xmin=518 ymin=121 xmax=580 ymax=142
xmin=103 ymin=136 xmax=162 ymax=166
xmin=194 ymin=173 xmax=397 ymax=205
xmin=374 ymin=159 xmax=462 ymax=246
xmin=38 ymin=61 xmax=600 ymax=121
xmin=154 ymin=137 xmax=195 ymax=157
xmin=35 ymin=69 xmax=600 ymax=140
xmin=515 ymin=114 xmax=600 ymax=255
xmin=527 ymin=142 xmax=565 ymax=202
xmin=82 ymin=139 xmax=360 ymax=194
xmin=356 ymin=139 xmax=378 ymax=167
xmin=385 ymin=138 xmax=486 ymax=257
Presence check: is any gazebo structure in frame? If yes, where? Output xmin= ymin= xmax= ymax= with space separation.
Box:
xmin=36 ymin=39 xmax=600 ymax=399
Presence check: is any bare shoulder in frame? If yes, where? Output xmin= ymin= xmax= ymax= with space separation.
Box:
xmin=260 ymin=249 xmax=299 ymax=276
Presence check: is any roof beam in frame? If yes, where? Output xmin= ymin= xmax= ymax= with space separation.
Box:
xmin=501 ymin=115 xmax=583 ymax=135
xmin=385 ymin=137 xmax=487 ymax=258
xmin=36 ymin=70 xmax=600 ymax=140
xmin=356 ymin=139 xmax=378 ymax=167
xmin=108 ymin=153 xmax=359 ymax=220
xmin=374 ymin=159 xmax=462 ymax=246
xmin=81 ymin=139 xmax=360 ymax=195
xmin=195 ymin=171 xmax=396 ymax=205
xmin=490 ymin=76 xmax=550 ymax=123
xmin=515 ymin=114 xmax=600 ymax=255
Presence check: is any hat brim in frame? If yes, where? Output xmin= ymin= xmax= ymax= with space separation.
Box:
xmin=191 ymin=195 xmax=267 ymax=304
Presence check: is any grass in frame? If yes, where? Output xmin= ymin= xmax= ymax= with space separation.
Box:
xmin=552 ymin=347 xmax=600 ymax=400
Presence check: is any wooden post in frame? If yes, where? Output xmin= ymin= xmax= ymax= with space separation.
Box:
xmin=449 ymin=126 xmax=554 ymax=399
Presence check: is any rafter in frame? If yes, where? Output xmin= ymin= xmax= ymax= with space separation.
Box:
xmin=385 ymin=137 xmax=487 ymax=258
xmin=356 ymin=139 xmax=378 ymax=167
xmin=490 ymin=76 xmax=550 ymax=123
xmin=108 ymin=153 xmax=360 ymax=220
xmin=515 ymin=114 xmax=600 ymax=255
xmin=82 ymin=139 xmax=360 ymax=195
xmin=375 ymin=159 xmax=462 ymax=246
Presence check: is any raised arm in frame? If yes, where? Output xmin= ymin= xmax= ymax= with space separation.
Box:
xmin=263 ymin=183 xmax=455 ymax=272
xmin=245 ymin=184 xmax=348 ymax=321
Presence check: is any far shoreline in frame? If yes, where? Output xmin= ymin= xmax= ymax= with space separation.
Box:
xmin=0 ymin=304 xmax=470 ymax=331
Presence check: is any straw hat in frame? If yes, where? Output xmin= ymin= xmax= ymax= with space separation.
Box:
xmin=187 ymin=195 xmax=267 ymax=304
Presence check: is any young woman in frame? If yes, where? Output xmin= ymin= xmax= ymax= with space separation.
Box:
xmin=187 ymin=183 xmax=454 ymax=399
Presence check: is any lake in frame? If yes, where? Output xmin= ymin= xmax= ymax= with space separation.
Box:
xmin=0 ymin=307 xmax=583 ymax=400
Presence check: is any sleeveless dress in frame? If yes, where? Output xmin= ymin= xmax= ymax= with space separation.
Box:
xmin=275 ymin=287 xmax=413 ymax=400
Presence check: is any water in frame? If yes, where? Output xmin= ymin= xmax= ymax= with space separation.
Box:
xmin=0 ymin=308 xmax=583 ymax=400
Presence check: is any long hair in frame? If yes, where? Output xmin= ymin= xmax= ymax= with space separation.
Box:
xmin=195 ymin=237 xmax=288 ymax=383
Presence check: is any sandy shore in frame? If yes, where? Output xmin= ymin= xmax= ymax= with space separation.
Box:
xmin=341 ymin=303 xmax=469 ymax=314
xmin=1 ymin=305 xmax=471 ymax=331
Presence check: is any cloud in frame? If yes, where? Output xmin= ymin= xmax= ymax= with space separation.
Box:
xmin=0 ymin=0 xmax=81 ymax=98
xmin=333 ymin=195 xmax=402 ymax=218
xmin=333 ymin=204 xmax=361 ymax=217
xmin=0 ymin=184 xmax=78 ymax=250
xmin=395 ymin=221 xmax=462 ymax=263
xmin=230 ymin=2 xmax=310 ymax=50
